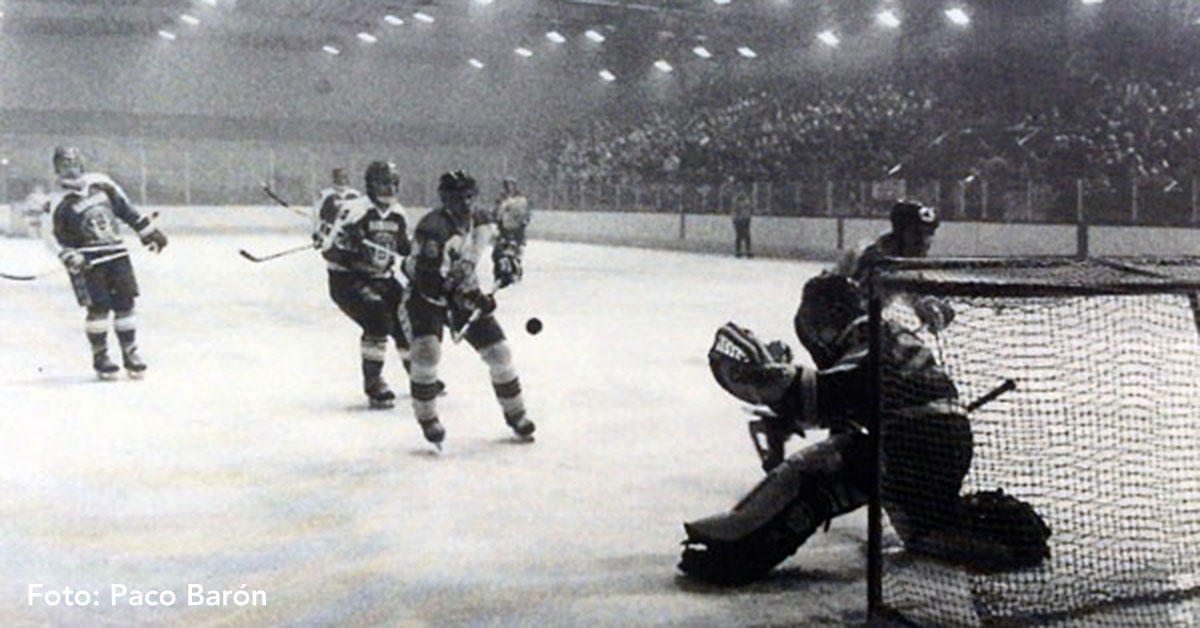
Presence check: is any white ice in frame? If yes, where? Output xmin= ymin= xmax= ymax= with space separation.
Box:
xmin=0 ymin=234 xmax=869 ymax=627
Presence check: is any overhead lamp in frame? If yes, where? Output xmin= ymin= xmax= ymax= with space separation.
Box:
xmin=877 ymin=10 xmax=901 ymax=28
xmin=413 ymin=11 xmax=435 ymax=23
xmin=157 ymin=30 xmax=177 ymax=40
xmin=515 ymin=47 xmax=533 ymax=57
xmin=384 ymin=15 xmax=404 ymax=25
xmin=737 ymin=46 xmax=756 ymax=58
xmin=585 ymin=29 xmax=606 ymax=43
xmin=545 ymin=31 xmax=566 ymax=44
xmin=654 ymin=59 xmax=673 ymax=73
xmin=468 ymin=58 xmax=485 ymax=69
xmin=599 ymin=69 xmax=616 ymax=82
xmin=713 ymin=0 xmax=731 ymax=4
xmin=945 ymin=8 xmax=970 ymax=25
xmin=180 ymin=14 xmax=200 ymax=26
xmin=817 ymin=30 xmax=840 ymax=46
xmin=357 ymin=32 xmax=378 ymax=43
xmin=692 ymin=46 xmax=712 ymax=59
xmin=1080 ymin=0 xmax=1103 ymax=4
xmin=322 ymin=45 xmax=341 ymax=55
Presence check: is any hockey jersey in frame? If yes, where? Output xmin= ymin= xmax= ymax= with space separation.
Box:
xmin=45 ymin=173 xmax=149 ymax=256
xmin=321 ymin=197 xmax=410 ymax=277
xmin=406 ymin=205 xmax=495 ymax=306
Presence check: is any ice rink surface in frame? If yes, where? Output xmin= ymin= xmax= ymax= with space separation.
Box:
xmin=0 ymin=234 xmax=870 ymax=627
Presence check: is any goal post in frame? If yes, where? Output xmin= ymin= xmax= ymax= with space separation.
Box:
xmin=866 ymin=256 xmax=1200 ymax=627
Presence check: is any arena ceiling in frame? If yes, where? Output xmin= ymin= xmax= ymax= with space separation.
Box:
xmin=1 ymin=0 xmax=796 ymax=57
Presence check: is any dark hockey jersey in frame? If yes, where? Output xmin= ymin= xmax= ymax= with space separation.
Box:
xmin=47 ymin=173 xmax=147 ymax=253
xmin=406 ymin=205 xmax=495 ymax=306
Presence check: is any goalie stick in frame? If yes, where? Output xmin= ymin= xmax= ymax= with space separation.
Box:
xmin=1 ymin=250 xmax=130 ymax=281
xmin=258 ymin=181 xmax=311 ymax=219
xmin=740 ymin=378 xmax=1017 ymax=465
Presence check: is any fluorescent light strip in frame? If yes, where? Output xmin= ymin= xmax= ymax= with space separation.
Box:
xmin=322 ymin=45 xmax=340 ymax=55
xmin=413 ymin=11 xmax=434 ymax=23
xmin=357 ymin=32 xmax=378 ymax=43
xmin=384 ymin=14 xmax=404 ymax=25
xmin=654 ymin=59 xmax=673 ymax=73
xmin=469 ymin=58 xmax=485 ymax=69
xmin=945 ymin=8 xmax=970 ymax=25
xmin=585 ymin=29 xmax=605 ymax=43
xmin=545 ymin=31 xmax=566 ymax=43
xmin=599 ymin=69 xmax=616 ymax=82
xmin=737 ymin=46 xmax=756 ymax=58
xmin=817 ymin=30 xmax=839 ymax=46
xmin=180 ymin=14 xmax=200 ymax=25
xmin=692 ymin=46 xmax=712 ymax=59
xmin=158 ymin=30 xmax=177 ymax=40
xmin=877 ymin=10 xmax=901 ymax=28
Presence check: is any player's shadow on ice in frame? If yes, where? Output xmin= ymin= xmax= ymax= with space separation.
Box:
xmin=404 ymin=436 xmax=535 ymax=459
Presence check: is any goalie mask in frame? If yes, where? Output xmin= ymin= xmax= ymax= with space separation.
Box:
xmin=364 ymin=161 xmax=400 ymax=205
xmin=795 ymin=272 xmax=865 ymax=369
xmin=53 ymin=146 xmax=84 ymax=179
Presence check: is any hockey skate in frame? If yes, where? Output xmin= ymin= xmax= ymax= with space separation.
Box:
xmin=93 ymin=351 xmax=120 ymax=381
xmin=419 ymin=417 xmax=445 ymax=448
xmin=365 ymin=377 xmax=396 ymax=409
xmin=122 ymin=348 xmax=147 ymax=379
xmin=505 ymin=412 xmax=536 ymax=440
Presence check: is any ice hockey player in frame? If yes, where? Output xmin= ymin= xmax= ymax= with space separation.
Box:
xmin=678 ymin=274 xmax=1050 ymax=586
xmin=402 ymin=170 xmax=533 ymax=446
xmin=316 ymin=160 xmax=414 ymax=409
xmin=43 ymin=146 xmax=168 ymax=379
xmin=312 ymin=167 xmax=360 ymax=247
xmin=490 ymin=178 xmax=530 ymax=288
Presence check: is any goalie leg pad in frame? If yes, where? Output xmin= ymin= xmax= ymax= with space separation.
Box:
xmin=680 ymin=434 xmax=870 ymax=585
xmin=902 ymin=489 xmax=1051 ymax=572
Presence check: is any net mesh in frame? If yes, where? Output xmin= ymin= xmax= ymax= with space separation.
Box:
xmin=871 ymin=257 xmax=1200 ymax=627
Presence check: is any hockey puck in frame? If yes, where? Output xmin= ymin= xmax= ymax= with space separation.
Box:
xmin=525 ymin=317 xmax=543 ymax=335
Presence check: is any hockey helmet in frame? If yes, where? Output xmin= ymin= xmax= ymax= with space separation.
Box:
xmin=889 ymin=201 xmax=939 ymax=232
xmin=52 ymin=146 xmax=84 ymax=178
xmin=364 ymin=161 xmax=400 ymax=204
xmin=331 ymin=167 xmax=351 ymax=188
xmin=438 ymin=170 xmax=478 ymax=205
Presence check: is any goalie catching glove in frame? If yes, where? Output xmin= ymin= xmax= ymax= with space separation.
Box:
xmin=708 ymin=322 xmax=797 ymax=407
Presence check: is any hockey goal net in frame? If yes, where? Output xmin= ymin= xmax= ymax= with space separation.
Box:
xmin=867 ymin=256 xmax=1200 ymax=627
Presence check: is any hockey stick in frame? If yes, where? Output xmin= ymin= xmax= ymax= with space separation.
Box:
xmin=967 ymin=378 xmax=1017 ymax=412
xmin=238 ymin=243 xmax=315 ymax=263
xmin=1 ymin=250 xmax=130 ymax=281
xmin=259 ymin=181 xmax=311 ymax=219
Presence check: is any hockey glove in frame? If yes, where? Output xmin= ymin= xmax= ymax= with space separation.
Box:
xmin=58 ymin=249 xmax=86 ymax=274
xmin=708 ymin=322 xmax=796 ymax=406
xmin=913 ymin=296 xmax=955 ymax=333
xmin=493 ymin=253 xmax=522 ymax=288
xmin=457 ymin=288 xmax=496 ymax=316
xmin=134 ymin=216 xmax=168 ymax=253
xmin=355 ymin=281 xmax=385 ymax=304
